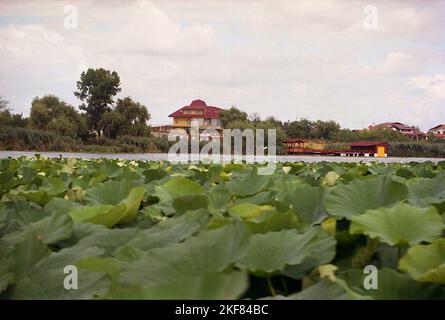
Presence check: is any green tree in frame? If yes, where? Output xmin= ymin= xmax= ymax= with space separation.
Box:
xmin=219 ymin=106 xmax=248 ymax=127
xmin=30 ymin=95 xmax=88 ymax=139
xmin=313 ymin=120 xmax=341 ymax=140
xmin=100 ymin=97 xmax=150 ymax=139
xmin=0 ymin=96 xmax=9 ymax=112
xmin=74 ymin=68 xmax=121 ymax=136
xmin=0 ymin=96 xmax=28 ymax=127
xmin=283 ymin=118 xmax=315 ymax=139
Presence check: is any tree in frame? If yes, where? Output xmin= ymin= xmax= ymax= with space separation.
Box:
xmin=30 ymin=95 xmax=88 ymax=138
xmin=248 ymin=112 xmax=261 ymax=124
xmin=0 ymin=96 xmax=28 ymax=127
xmin=284 ymin=118 xmax=315 ymax=139
xmin=100 ymin=97 xmax=150 ymax=138
xmin=0 ymin=96 xmax=9 ymax=112
xmin=74 ymin=68 xmax=121 ymax=136
xmin=219 ymin=106 xmax=248 ymax=127
xmin=313 ymin=120 xmax=340 ymax=140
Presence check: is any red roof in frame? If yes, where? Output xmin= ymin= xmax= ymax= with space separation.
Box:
xmin=168 ymin=99 xmax=223 ymax=119
xmin=391 ymin=122 xmax=415 ymax=130
xmin=430 ymin=124 xmax=445 ymax=131
xmin=369 ymin=122 xmax=425 ymax=135
xmin=283 ymin=138 xmax=305 ymax=143
xmin=349 ymin=141 xmax=389 ymax=147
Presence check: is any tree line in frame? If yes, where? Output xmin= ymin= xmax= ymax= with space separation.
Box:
xmin=0 ymin=68 xmax=150 ymax=142
xmin=0 ymin=67 xmax=435 ymax=153
xmin=219 ymin=106 xmax=414 ymax=143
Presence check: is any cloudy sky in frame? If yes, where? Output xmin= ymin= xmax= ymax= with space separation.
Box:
xmin=0 ymin=0 xmax=444 ymax=130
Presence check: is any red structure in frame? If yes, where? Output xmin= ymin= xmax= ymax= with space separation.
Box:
xmin=429 ymin=124 xmax=445 ymax=139
xmin=368 ymin=122 xmax=426 ymax=140
xmin=168 ymin=99 xmax=223 ymax=128
xmin=349 ymin=141 xmax=389 ymax=157
xmin=283 ymin=140 xmax=389 ymax=157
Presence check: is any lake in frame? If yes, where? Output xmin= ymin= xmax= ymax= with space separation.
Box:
xmin=1 ymin=150 xmax=444 ymax=163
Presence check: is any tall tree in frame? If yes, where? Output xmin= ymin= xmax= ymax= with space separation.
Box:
xmin=74 ymin=68 xmax=121 ymax=136
xmin=219 ymin=106 xmax=248 ymax=127
xmin=100 ymin=97 xmax=150 ymax=138
xmin=0 ymin=96 xmax=9 ymax=112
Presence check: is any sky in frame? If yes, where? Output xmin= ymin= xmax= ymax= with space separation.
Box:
xmin=0 ymin=0 xmax=444 ymax=131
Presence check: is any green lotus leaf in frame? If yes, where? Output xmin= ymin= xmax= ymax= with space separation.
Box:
xmin=246 ymin=210 xmax=301 ymax=234
xmin=399 ymin=239 xmax=445 ymax=284
xmin=143 ymin=168 xmax=168 ymax=182
xmin=27 ymin=210 xmax=73 ymax=245
xmin=172 ymin=194 xmax=209 ymax=215
xmin=64 ymin=223 xmax=139 ymax=255
xmin=162 ymin=176 xmax=205 ymax=196
xmin=229 ymin=203 xmax=274 ymax=220
xmin=76 ymin=256 xmax=121 ymax=277
xmin=12 ymin=229 xmax=51 ymax=282
xmin=275 ymin=183 xmax=328 ymax=225
xmin=13 ymin=190 xmax=53 ymax=206
xmin=9 ymin=178 xmax=66 ymax=206
xmin=116 ymin=221 xmax=250 ymax=286
xmin=284 ymin=278 xmax=369 ymax=300
xmin=226 ymin=169 xmax=270 ymax=197
xmin=0 ymin=259 xmax=14 ymax=294
xmin=117 ymin=186 xmax=145 ymax=223
xmin=85 ymin=179 xmax=134 ymax=205
xmin=338 ymin=268 xmax=445 ymax=300
xmin=325 ymin=175 xmax=408 ymax=218
xmin=115 ymin=210 xmax=209 ymax=254
xmin=350 ymin=203 xmax=444 ymax=246
xmin=9 ymin=245 xmax=107 ymax=299
xmin=69 ymin=204 xmax=127 ymax=228
xmin=407 ymin=172 xmax=445 ymax=208
xmin=106 ymin=271 xmax=248 ymax=300
xmin=233 ymin=191 xmax=273 ymax=206
xmin=44 ymin=198 xmax=81 ymax=215
xmin=236 ymin=227 xmax=336 ymax=277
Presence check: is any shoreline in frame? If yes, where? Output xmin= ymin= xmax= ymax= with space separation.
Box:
xmin=1 ymin=150 xmax=445 ymax=163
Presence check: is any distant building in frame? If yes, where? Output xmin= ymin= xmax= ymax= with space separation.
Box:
xmin=169 ymin=99 xmax=223 ymax=134
xmin=429 ymin=124 xmax=445 ymax=139
xmin=348 ymin=141 xmax=389 ymax=157
xmin=283 ymin=139 xmax=388 ymax=157
xmin=368 ymin=122 xmax=426 ymax=140
xmin=150 ymin=125 xmax=172 ymax=138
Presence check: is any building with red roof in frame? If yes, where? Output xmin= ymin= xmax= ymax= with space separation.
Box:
xmin=168 ymin=99 xmax=223 ymax=135
xmin=429 ymin=124 xmax=445 ymax=139
xmin=368 ymin=122 xmax=426 ymax=140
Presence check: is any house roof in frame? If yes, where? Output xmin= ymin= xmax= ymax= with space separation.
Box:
xmin=369 ymin=122 xmax=425 ymax=135
xmin=349 ymin=141 xmax=389 ymax=147
xmin=391 ymin=122 xmax=415 ymax=130
xmin=429 ymin=124 xmax=445 ymax=131
xmin=283 ymin=138 xmax=305 ymax=143
xmin=168 ymin=99 xmax=223 ymax=119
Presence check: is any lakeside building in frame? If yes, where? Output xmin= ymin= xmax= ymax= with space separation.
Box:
xmin=368 ymin=122 xmax=427 ymax=140
xmin=428 ymin=124 xmax=445 ymax=139
xmin=169 ymin=99 xmax=223 ymax=135
xmin=283 ymin=139 xmax=388 ymax=157
xmin=151 ymin=99 xmax=224 ymax=139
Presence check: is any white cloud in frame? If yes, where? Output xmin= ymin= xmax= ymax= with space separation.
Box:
xmin=409 ymin=74 xmax=445 ymax=100
xmin=0 ymin=0 xmax=444 ymax=130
